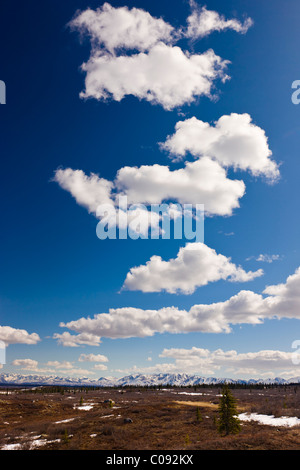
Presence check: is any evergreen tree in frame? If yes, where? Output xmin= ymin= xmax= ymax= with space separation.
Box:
xmin=196 ymin=407 xmax=202 ymax=422
xmin=217 ymin=384 xmax=241 ymax=436
xmin=62 ymin=429 xmax=70 ymax=445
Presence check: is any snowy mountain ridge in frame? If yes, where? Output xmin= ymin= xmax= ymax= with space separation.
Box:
xmin=0 ymin=372 xmax=298 ymax=386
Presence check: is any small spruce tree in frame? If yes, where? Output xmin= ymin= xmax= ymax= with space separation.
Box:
xmin=196 ymin=407 xmax=202 ymax=422
xmin=217 ymin=384 xmax=241 ymax=436
xmin=63 ymin=429 xmax=70 ymax=445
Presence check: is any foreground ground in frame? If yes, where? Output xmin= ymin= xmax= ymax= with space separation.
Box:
xmin=1 ymin=385 xmax=300 ymax=450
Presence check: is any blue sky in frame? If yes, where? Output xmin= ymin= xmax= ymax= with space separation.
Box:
xmin=1 ymin=0 xmax=300 ymax=380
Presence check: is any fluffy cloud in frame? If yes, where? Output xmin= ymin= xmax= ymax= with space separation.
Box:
xmin=46 ymin=360 xmax=74 ymax=370
xmin=67 ymin=2 xmax=254 ymax=109
xmin=57 ymin=293 xmax=258 ymax=338
xmin=159 ymin=347 xmax=298 ymax=377
xmin=43 ymin=361 xmax=95 ymax=375
xmin=118 ymin=347 xmax=298 ymax=378
xmin=11 ymin=358 xmax=96 ymax=376
xmin=78 ymin=353 xmax=109 ymax=363
xmin=56 ymin=302 xmax=250 ymax=341
xmin=185 ymin=4 xmax=253 ymax=39
xmin=12 ymin=359 xmax=39 ymax=370
xmin=123 ymin=242 xmax=263 ymax=294
xmin=93 ymin=364 xmax=108 ymax=371
xmin=79 ymin=45 xmax=228 ymax=110
xmin=54 ymin=113 xmax=277 ymax=222
xmin=53 ymin=168 xmax=114 ymax=215
xmin=161 ymin=114 xmax=279 ymax=181
xmin=54 ymin=158 xmax=245 ymax=220
xmin=53 ymin=168 xmax=162 ymax=238
xmin=68 ymin=2 xmax=254 ymax=109
xmin=262 ymin=267 xmax=300 ymax=318
xmin=256 ymin=254 xmax=280 ymax=263
xmin=55 ymin=267 xmax=300 ymax=340
xmin=69 ymin=2 xmax=175 ymax=53
xmin=70 ymin=2 xmax=252 ymax=53
xmin=52 ymin=331 xmax=101 ymax=347
xmin=0 ymin=326 xmax=40 ymax=346
xmin=115 ymin=157 xmax=245 ymax=215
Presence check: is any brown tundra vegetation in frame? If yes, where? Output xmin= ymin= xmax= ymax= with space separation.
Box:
xmin=1 ymin=384 xmax=300 ymax=450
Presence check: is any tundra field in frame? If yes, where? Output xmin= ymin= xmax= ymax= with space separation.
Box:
xmin=1 ymin=385 xmax=300 ymax=450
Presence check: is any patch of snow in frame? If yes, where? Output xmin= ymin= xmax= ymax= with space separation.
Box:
xmin=1 ymin=443 xmax=22 ymax=450
xmin=238 ymin=413 xmax=300 ymax=427
xmin=75 ymin=404 xmax=95 ymax=411
xmin=30 ymin=438 xmax=60 ymax=449
xmin=1 ymin=435 xmax=60 ymax=451
xmin=54 ymin=418 xmax=76 ymax=424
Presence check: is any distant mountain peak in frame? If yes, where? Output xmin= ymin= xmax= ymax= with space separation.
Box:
xmin=0 ymin=372 xmax=297 ymax=387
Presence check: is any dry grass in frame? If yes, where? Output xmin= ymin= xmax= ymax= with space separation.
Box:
xmin=0 ymin=386 xmax=300 ymax=450
xmin=173 ymin=400 xmax=219 ymax=409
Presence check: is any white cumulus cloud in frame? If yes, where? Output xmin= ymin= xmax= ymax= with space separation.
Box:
xmin=93 ymin=364 xmax=108 ymax=371
xmin=55 ymin=267 xmax=300 ymax=341
xmin=52 ymin=331 xmax=102 ymax=347
xmin=256 ymin=254 xmax=280 ymax=263
xmin=46 ymin=360 xmax=75 ymax=370
xmin=123 ymin=242 xmax=263 ymax=294
xmin=69 ymin=2 xmax=175 ymax=53
xmin=12 ymin=359 xmax=39 ymax=371
xmin=0 ymin=326 xmax=40 ymax=346
xmin=116 ymin=347 xmax=297 ymax=378
xmin=185 ymin=3 xmax=253 ymax=39
xmin=78 ymin=353 xmax=109 ymax=363
xmin=161 ymin=114 xmax=279 ymax=181
xmin=67 ymin=2 xmax=255 ymax=110
xmin=79 ymin=44 xmax=229 ymax=110
xmin=127 ymin=347 xmax=298 ymax=378
xmin=53 ymin=158 xmax=246 ymax=220
xmin=53 ymin=168 xmax=114 ymax=214
xmin=115 ymin=157 xmax=245 ymax=216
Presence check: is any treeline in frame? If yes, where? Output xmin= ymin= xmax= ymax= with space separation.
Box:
xmin=2 ymin=382 xmax=300 ymax=394
xmin=20 ymin=385 xmax=100 ymax=394
xmin=111 ymin=382 xmax=300 ymax=391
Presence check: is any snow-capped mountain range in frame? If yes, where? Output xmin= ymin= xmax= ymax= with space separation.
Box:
xmin=0 ymin=372 xmax=299 ymax=387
